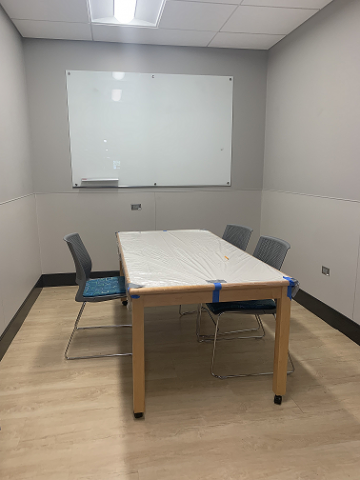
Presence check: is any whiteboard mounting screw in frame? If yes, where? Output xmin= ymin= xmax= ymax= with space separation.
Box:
xmin=227 ymin=182 xmax=229 ymax=184
xmin=154 ymin=183 xmax=157 ymax=186
xmin=229 ymin=78 xmax=232 ymax=81
xmin=152 ymin=75 xmax=155 ymax=78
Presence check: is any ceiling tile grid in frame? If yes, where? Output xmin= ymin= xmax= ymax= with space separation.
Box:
xmin=12 ymin=19 xmax=92 ymax=41
xmin=0 ymin=0 xmax=334 ymax=50
xmin=221 ymin=5 xmax=316 ymax=35
xmin=0 ymin=0 xmax=90 ymax=23
xmin=158 ymin=2 xmax=237 ymax=32
xmin=209 ymin=32 xmax=285 ymax=50
xmin=92 ymin=24 xmax=216 ymax=47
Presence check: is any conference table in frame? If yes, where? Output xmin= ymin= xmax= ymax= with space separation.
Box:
xmin=116 ymin=229 xmax=297 ymax=418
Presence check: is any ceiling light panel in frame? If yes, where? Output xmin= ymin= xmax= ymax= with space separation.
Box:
xmin=222 ymin=5 xmax=315 ymax=34
xmin=240 ymin=0 xmax=333 ymax=8
xmin=89 ymin=0 xmax=113 ymax=20
xmin=114 ymin=0 xmax=137 ymax=24
xmin=135 ymin=0 xmax=166 ymax=24
xmin=89 ymin=0 xmax=166 ymax=26
xmin=209 ymin=31 xmax=284 ymax=49
xmin=159 ymin=1 xmax=237 ymax=31
xmin=0 ymin=0 xmax=90 ymax=23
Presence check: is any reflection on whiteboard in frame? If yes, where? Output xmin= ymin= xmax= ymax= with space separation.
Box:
xmin=66 ymin=71 xmax=233 ymax=187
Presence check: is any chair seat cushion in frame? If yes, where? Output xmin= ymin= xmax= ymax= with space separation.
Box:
xmin=83 ymin=276 xmax=126 ymax=297
xmin=206 ymin=299 xmax=276 ymax=316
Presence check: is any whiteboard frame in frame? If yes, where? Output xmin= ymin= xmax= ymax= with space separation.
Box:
xmin=66 ymin=70 xmax=234 ymax=189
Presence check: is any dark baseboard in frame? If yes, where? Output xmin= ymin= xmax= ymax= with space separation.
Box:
xmin=41 ymin=271 xmax=119 ymax=287
xmin=295 ymin=289 xmax=360 ymax=347
xmin=0 ymin=278 xmax=43 ymax=361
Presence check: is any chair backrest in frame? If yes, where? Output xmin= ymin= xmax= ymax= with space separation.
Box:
xmin=63 ymin=233 xmax=92 ymax=290
xmin=253 ymin=235 xmax=290 ymax=270
xmin=222 ymin=224 xmax=253 ymax=251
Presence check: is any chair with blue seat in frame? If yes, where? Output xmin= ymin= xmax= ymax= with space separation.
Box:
xmin=63 ymin=233 xmax=131 ymax=360
xmin=198 ymin=235 xmax=294 ymax=379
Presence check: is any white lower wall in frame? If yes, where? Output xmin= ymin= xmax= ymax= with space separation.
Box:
xmin=36 ymin=189 xmax=261 ymax=275
xmin=0 ymin=195 xmax=41 ymax=336
xmin=261 ymin=190 xmax=360 ymax=323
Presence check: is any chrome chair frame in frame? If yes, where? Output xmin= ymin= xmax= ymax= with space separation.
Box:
xmin=196 ymin=303 xmax=265 ymax=343
xmin=64 ymin=233 xmax=132 ymax=360
xmin=65 ymin=301 xmax=132 ymax=360
xmin=205 ymin=307 xmax=294 ymax=379
xmin=200 ymin=235 xmax=294 ymax=378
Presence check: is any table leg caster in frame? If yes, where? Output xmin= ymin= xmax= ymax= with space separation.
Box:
xmin=134 ymin=412 xmax=144 ymax=419
xmin=122 ymin=300 xmax=128 ymax=306
xmin=274 ymin=395 xmax=282 ymax=405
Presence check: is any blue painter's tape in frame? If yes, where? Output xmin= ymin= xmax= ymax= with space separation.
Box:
xmin=212 ymin=283 xmax=222 ymax=303
xmin=283 ymin=276 xmax=296 ymax=300
xmin=131 ymin=295 xmax=140 ymax=299
xmin=163 ymin=230 xmax=167 ymax=232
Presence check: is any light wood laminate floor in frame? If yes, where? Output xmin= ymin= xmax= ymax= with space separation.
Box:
xmin=1 ymin=286 xmax=360 ymax=479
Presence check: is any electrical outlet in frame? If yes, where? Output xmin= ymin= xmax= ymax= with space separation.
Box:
xmin=322 ymin=266 xmax=330 ymax=276
xmin=131 ymin=204 xmax=142 ymax=211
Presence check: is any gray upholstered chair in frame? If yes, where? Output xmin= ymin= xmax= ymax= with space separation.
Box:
xmin=198 ymin=235 xmax=294 ymax=379
xmin=179 ymin=224 xmax=253 ymax=317
xmin=64 ymin=233 xmax=131 ymax=360
xmin=222 ymin=224 xmax=253 ymax=251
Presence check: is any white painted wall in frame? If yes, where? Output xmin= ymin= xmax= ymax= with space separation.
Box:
xmin=23 ymin=40 xmax=267 ymax=273
xmin=262 ymin=0 xmax=360 ymax=322
xmin=0 ymin=6 xmax=41 ymax=336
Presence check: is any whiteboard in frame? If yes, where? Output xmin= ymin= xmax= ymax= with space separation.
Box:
xmin=66 ymin=71 xmax=233 ymax=187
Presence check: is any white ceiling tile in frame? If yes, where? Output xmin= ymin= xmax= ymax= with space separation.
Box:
xmin=240 ymin=0 xmax=333 ymax=8
xmin=12 ymin=20 xmax=92 ymax=41
xmin=158 ymin=1 xmax=237 ymax=31
xmin=92 ymin=25 xmax=216 ymax=47
xmin=209 ymin=31 xmax=284 ymax=49
xmin=222 ymin=5 xmax=316 ymax=34
xmin=0 ymin=0 xmax=90 ymax=23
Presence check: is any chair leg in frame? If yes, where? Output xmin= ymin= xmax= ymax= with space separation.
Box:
xmin=196 ymin=304 xmax=218 ymax=342
xmin=179 ymin=304 xmax=201 ymax=317
xmin=65 ymin=301 xmax=132 ymax=360
xmin=197 ymin=307 xmax=265 ymax=343
xmin=210 ymin=314 xmax=294 ymax=379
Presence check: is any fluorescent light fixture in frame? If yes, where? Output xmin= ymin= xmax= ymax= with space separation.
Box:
xmin=89 ymin=0 xmax=166 ymax=27
xmin=114 ymin=0 xmax=137 ymax=24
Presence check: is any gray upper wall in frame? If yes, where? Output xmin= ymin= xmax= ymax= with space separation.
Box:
xmin=23 ymin=40 xmax=267 ymax=194
xmin=0 ymin=5 xmax=33 ymax=203
xmin=0 ymin=6 xmax=41 ymax=336
xmin=264 ymin=0 xmax=360 ymax=201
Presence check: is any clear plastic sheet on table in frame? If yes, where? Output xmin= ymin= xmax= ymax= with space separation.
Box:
xmin=117 ymin=230 xmax=296 ymax=293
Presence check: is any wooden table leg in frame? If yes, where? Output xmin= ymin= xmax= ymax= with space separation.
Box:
xmin=272 ymin=286 xmax=291 ymax=405
xmin=119 ymin=258 xmax=124 ymax=276
xmin=132 ymin=297 xmax=145 ymax=418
